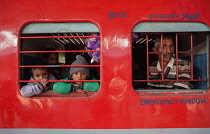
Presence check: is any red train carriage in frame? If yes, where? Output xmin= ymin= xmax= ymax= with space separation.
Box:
xmin=1 ymin=0 xmax=210 ymax=134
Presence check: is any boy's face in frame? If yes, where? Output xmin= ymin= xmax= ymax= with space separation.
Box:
xmin=32 ymin=68 xmax=49 ymax=81
xmin=46 ymin=53 xmax=58 ymax=65
xmin=71 ymin=71 xmax=88 ymax=84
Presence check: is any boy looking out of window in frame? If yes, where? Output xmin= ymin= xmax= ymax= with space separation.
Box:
xmin=53 ymin=55 xmax=99 ymax=94
xmin=21 ymin=67 xmax=56 ymax=97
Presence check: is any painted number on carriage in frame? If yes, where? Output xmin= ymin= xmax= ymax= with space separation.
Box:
xmin=108 ymin=12 xmax=126 ymax=18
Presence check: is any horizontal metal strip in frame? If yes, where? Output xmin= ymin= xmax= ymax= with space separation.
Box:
xmin=20 ymin=50 xmax=100 ymax=53
xmin=20 ymin=36 xmax=100 ymax=39
xmin=20 ymin=65 xmax=100 ymax=67
xmin=133 ymin=79 xmax=207 ymax=82
xmin=148 ymin=51 xmax=192 ymax=54
xmin=19 ymin=80 xmax=100 ymax=82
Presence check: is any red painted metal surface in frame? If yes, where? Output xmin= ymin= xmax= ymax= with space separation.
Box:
xmin=0 ymin=0 xmax=210 ymax=130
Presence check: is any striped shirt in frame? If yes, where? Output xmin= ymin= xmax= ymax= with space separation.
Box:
xmin=148 ymin=57 xmax=193 ymax=89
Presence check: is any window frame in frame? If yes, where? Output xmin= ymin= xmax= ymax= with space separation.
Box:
xmin=132 ymin=22 xmax=210 ymax=94
xmin=19 ymin=22 xmax=101 ymax=97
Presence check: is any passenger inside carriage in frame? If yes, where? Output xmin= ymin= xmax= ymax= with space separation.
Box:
xmin=42 ymin=48 xmax=63 ymax=80
xmin=147 ymin=33 xmax=194 ymax=89
xmin=53 ymin=55 xmax=100 ymax=94
xmin=21 ymin=67 xmax=57 ymax=98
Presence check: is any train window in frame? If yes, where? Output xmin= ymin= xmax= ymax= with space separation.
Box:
xmin=132 ymin=22 xmax=210 ymax=93
xmin=19 ymin=22 xmax=100 ymax=97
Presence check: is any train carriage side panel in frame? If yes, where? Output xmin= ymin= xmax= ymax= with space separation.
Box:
xmin=0 ymin=0 xmax=210 ymax=133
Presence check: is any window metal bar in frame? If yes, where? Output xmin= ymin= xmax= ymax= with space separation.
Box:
xmin=160 ymin=34 xmax=164 ymax=80
xmin=190 ymin=33 xmax=194 ymax=80
xmin=20 ymin=65 xmax=100 ymax=68
xmin=207 ymin=33 xmax=209 ymax=87
xmin=20 ymin=36 xmax=100 ymax=39
xmin=20 ymin=50 xmax=100 ymax=53
xmin=179 ymin=71 xmax=191 ymax=73
xmin=176 ymin=33 xmax=179 ymax=80
xmin=20 ymin=80 xmax=100 ymax=83
xmin=133 ymin=79 xmax=207 ymax=82
xmin=146 ymin=34 xmax=149 ymax=80
xmin=150 ymin=71 xmax=162 ymax=73
xmin=148 ymin=52 xmax=159 ymax=54
xmin=178 ymin=51 xmax=191 ymax=53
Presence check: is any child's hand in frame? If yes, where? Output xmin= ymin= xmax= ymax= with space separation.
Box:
xmin=76 ymin=88 xmax=84 ymax=93
xmin=71 ymin=83 xmax=79 ymax=87
xmin=76 ymin=88 xmax=90 ymax=93
xmin=40 ymin=79 xmax=49 ymax=92
xmin=70 ymin=83 xmax=89 ymax=93
xmin=41 ymin=79 xmax=49 ymax=87
xmin=43 ymin=86 xmax=50 ymax=92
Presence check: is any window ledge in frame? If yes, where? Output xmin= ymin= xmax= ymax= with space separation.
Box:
xmin=135 ymin=89 xmax=208 ymax=96
xmin=31 ymin=92 xmax=96 ymax=98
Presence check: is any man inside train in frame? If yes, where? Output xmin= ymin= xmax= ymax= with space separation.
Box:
xmin=147 ymin=33 xmax=193 ymax=89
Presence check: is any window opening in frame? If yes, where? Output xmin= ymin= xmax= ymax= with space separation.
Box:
xmin=19 ymin=23 xmax=100 ymax=97
xmin=132 ymin=22 xmax=209 ymax=92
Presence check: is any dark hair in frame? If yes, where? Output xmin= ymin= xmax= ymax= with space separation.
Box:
xmin=30 ymin=67 xmax=49 ymax=76
xmin=43 ymin=48 xmax=58 ymax=59
xmin=154 ymin=33 xmax=176 ymax=48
